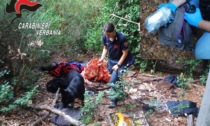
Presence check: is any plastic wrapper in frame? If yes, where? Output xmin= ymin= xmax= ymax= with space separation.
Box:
xmin=144 ymin=6 xmax=174 ymax=34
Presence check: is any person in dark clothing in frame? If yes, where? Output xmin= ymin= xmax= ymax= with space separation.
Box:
xmin=98 ymin=23 xmax=133 ymax=108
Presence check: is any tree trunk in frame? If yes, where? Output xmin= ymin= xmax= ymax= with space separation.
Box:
xmin=196 ymin=70 xmax=210 ymax=126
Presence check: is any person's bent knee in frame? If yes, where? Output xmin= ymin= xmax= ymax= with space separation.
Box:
xmin=195 ymin=32 xmax=210 ymax=59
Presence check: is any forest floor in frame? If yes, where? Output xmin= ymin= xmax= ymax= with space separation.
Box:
xmin=0 ymin=53 xmax=205 ymax=126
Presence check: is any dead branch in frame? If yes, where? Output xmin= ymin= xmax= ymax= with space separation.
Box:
xmin=110 ymin=13 xmax=139 ymax=24
xmin=30 ymin=114 xmax=49 ymax=126
xmin=110 ymin=13 xmax=140 ymax=31
xmin=141 ymin=73 xmax=160 ymax=77
xmin=28 ymin=104 xmax=85 ymax=126
xmin=86 ymin=86 xmax=110 ymax=91
xmin=30 ymin=88 xmax=60 ymax=126
xmin=130 ymin=71 xmax=139 ymax=78
xmin=95 ymin=86 xmax=110 ymax=91
xmin=127 ymin=76 xmax=164 ymax=83
xmin=52 ymin=88 xmax=60 ymax=105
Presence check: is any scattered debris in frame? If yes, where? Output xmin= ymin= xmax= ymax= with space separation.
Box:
xmin=108 ymin=110 xmax=149 ymax=126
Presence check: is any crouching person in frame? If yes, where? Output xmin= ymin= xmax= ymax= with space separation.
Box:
xmin=98 ymin=23 xmax=134 ymax=108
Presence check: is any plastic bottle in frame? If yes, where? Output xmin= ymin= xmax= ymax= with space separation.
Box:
xmin=144 ymin=6 xmax=174 ymax=34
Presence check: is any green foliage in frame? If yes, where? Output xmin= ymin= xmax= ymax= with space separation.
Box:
xmin=0 ymin=82 xmax=14 ymax=104
xmin=93 ymin=122 xmax=102 ymax=126
xmin=81 ymin=91 xmax=104 ymax=124
xmin=85 ymin=0 xmax=140 ymax=60
xmin=0 ymin=0 xmax=44 ymax=103
xmin=117 ymin=106 xmax=127 ymax=112
xmin=0 ymin=1 xmax=137 ymax=120
xmin=199 ymin=65 xmax=209 ymax=85
xmin=177 ymin=73 xmax=191 ymax=90
xmin=109 ymin=68 xmax=132 ymax=102
xmin=145 ymin=109 xmax=154 ymax=116
xmin=139 ymin=60 xmax=157 ymax=73
xmin=171 ymin=103 xmax=189 ymax=113
xmin=117 ymin=103 xmax=137 ymax=112
xmin=176 ymin=60 xmax=202 ymax=76
xmin=16 ymin=0 xmax=105 ymax=60
xmin=109 ymin=81 xmax=127 ymax=101
xmin=1 ymin=0 xmax=106 ymax=71
xmin=0 ymin=70 xmax=14 ymax=105
xmin=200 ymin=73 xmax=208 ymax=85
xmin=0 ymin=70 xmax=10 ymax=78
xmin=0 ymin=0 xmax=107 ymax=113
xmin=140 ymin=61 xmax=148 ymax=72
xmin=147 ymin=98 xmax=162 ymax=110
xmin=85 ymin=0 xmax=118 ymax=51
xmin=17 ymin=68 xmax=41 ymax=90
xmin=126 ymin=103 xmax=137 ymax=110
xmin=0 ymin=86 xmax=37 ymax=112
xmin=144 ymin=98 xmax=162 ymax=116
xmin=179 ymin=90 xmax=186 ymax=98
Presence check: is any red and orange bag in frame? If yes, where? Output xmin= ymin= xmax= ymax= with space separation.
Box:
xmin=83 ymin=58 xmax=110 ymax=83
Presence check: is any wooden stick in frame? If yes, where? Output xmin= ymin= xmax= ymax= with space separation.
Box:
xmin=52 ymin=88 xmax=60 ymax=105
xmin=28 ymin=104 xmax=85 ymax=126
xmin=110 ymin=13 xmax=140 ymax=31
xmin=110 ymin=13 xmax=139 ymax=25
xmin=30 ymin=88 xmax=60 ymax=126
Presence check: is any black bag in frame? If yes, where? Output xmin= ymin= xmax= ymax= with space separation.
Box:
xmin=51 ymin=107 xmax=82 ymax=126
xmin=158 ymin=5 xmax=193 ymax=51
xmin=166 ymin=100 xmax=199 ymax=117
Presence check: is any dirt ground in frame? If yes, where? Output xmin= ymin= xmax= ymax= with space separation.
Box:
xmin=140 ymin=0 xmax=205 ymax=60
xmin=0 ymin=52 xmax=205 ymax=126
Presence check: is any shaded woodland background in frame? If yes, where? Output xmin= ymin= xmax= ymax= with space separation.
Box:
xmin=0 ymin=0 xmax=140 ymax=122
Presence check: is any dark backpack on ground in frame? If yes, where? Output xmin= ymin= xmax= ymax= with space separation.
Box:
xmin=166 ymin=100 xmax=199 ymax=117
xmin=158 ymin=4 xmax=193 ymax=51
xmin=200 ymin=0 xmax=210 ymax=21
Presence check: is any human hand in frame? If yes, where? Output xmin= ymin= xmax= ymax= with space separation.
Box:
xmin=184 ymin=8 xmax=203 ymax=27
xmin=112 ymin=64 xmax=119 ymax=71
xmin=97 ymin=58 xmax=104 ymax=65
xmin=158 ymin=2 xmax=176 ymax=27
xmin=158 ymin=2 xmax=177 ymax=13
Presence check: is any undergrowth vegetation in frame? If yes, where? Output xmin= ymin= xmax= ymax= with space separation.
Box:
xmin=0 ymin=0 xmax=140 ymax=114
xmin=0 ymin=0 xmax=208 ymax=124
xmin=81 ymin=91 xmax=104 ymax=123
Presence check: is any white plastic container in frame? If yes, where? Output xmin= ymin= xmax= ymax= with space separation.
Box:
xmin=144 ymin=6 xmax=174 ymax=34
